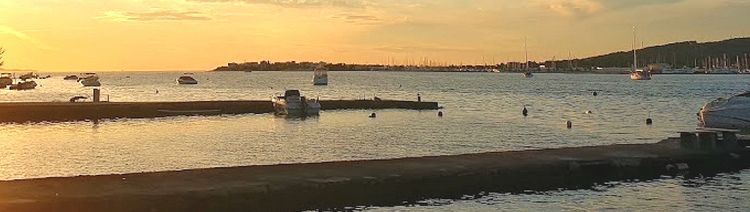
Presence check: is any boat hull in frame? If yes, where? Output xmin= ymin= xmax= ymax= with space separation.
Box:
xmin=272 ymin=99 xmax=321 ymax=116
xmin=630 ymin=72 xmax=651 ymax=80
xmin=177 ymin=80 xmax=198 ymax=85
xmin=313 ymin=76 xmax=328 ymax=85
xmin=698 ymin=93 xmax=750 ymax=129
xmin=699 ymin=109 xmax=750 ymax=129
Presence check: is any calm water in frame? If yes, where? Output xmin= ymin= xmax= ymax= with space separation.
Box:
xmin=1 ymin=71 xmax=749 ymax=210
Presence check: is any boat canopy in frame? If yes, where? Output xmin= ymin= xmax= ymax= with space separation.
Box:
xmin=284 ymin=90 xmax=301 ymax=97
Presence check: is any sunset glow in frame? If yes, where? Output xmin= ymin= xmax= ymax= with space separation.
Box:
xmin=1 ymin=0 xmax=748 ymax=71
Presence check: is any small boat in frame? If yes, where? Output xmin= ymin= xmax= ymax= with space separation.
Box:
xmin=272 ymin=90 xmax=321 ymax=116
xmin=64 ymin=75 xmax=79 ymax=80
xmin=630 ymin=70 xmax=651 ymax=80
xmin=0 ymin=73 xmax=13 ymax=88
xmin=698 ymin=92 xmax=750 ymax=129
xmin=18 ymin=72 xmax=37 ymax=81
xmin=177 ymin=73 xmax=198 ymax=84
xmin=8 ymin=80 xmax=37 ymax=90
xmin=629 ymin=27 xmax=651 ymax=80
xmin=523 ymin=71 xmax=533 ymax=78
xmin=312 ymin=66 xmax=328 ymax=85
xmin=79 ymin=73 xmax=101 ymax=87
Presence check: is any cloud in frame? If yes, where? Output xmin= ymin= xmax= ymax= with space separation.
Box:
xmin=374 ymin=45 xmax=475 ymax=53
xmin=543 ymin=0 xmax=603 ymax=17
xmin=330 ymin=14 xmax=382 ymax=25
xmin=0 ymin=25 xmax=55 ymax=50
xmin=103 ymin=10 xmax=211 ymax=21
xmin=187 ymin=0 xmax=369 ymax=8
xmin=541 ymin=0 xmax=685 ymax=17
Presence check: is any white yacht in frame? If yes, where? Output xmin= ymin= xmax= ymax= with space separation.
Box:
xmin=698 ymin=92 xmax=750 ymax=129
xmin=629 ymin=27 xmax=651 ymax=80
xmin=79 ymin=73 xmax=101 ymax=87
xmin=312 ymin=67 xmax=328 ymax=85
xmin=177 ymin=73 xmax=198 ymax=85
xmin=272 ymin=90 xmax=321 ymax=116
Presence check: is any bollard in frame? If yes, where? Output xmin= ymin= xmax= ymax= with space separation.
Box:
xmin=93 ymin=88 xmax=100 ymax=102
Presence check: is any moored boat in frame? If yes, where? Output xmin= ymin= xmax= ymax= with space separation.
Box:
xmin=177 ymin=73 xmax=198 ymax=84
xmin=79 ymin=73 xmax=101 ymax=87
xmin=698 ymin=92 xmax=750 ymax=129
xmin=63 ymin=75 xmax=79 ymax=80
xmin=8 ymin=80 xmax=37 ymax=90
xmin=523 ymin=71 xmax=533 ymax=78
xmin=629 ymin=27 xmax=651 ymax=80
xmin=0 ymin=73 xmax=13 ymax=88
xmin=312 ymin=66 xmax=328 ymax=85
xmin=272 ymin=90 xmax=321 ymax=116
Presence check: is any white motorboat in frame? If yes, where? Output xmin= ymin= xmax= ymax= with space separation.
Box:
xmin=79 ymin=73 xmax=101 ymax=86
xmin=0 ymin=73 xmax=13 ymax=88
xmin=177 ymin=73 xmax=198 ymax=84
xmin=312 ymin=66 xmax=328 ymax=85
xmin=698 ymin=92 xmax=750 ymax=129
xmin=629 ymin=27 xmax=651 ymax=80
xmin=272 ymin=90 xmax=321 ymax=116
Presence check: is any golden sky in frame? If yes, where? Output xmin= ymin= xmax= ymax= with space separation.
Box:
xmin=1 ymin=0 xmax=749 ymax=71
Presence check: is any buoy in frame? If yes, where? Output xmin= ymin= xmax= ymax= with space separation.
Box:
xmin=593 ymin=91 xmax=598 ymax=96
xmin=566 ymin=120 xmax=572 ymax=129
xmin=646 ymin=118 xmax=653 ymax=125
xmin=369 ymin=112 xmax=376 ymax=118
xmin=522 ymin=106 xmax=528 ymax=117
xmin=585 ymin=110 xmax=592 ymax=114
xmin=155 ymin=89 xmax=159 ymax=94
xmin=437 ymin=111 xmax=443 ymax=117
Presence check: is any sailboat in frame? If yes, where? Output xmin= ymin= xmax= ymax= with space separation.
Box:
xmin=629 ymin=27 xmax=651 ymax=80
xmin=523 ymin=37 xmax=533 ymax=78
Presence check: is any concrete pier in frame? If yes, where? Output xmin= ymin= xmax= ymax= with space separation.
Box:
xmin=0 ymin=138 xmax=748 ymax=211
xmin=0 ymin=99 xmax=439 ymax=122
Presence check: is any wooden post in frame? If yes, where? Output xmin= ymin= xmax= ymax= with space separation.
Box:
xmin=697 ymin=131 xmax=717 ymax=150
xmin=680 ymin=132 xmax=698 ymax=149
xmin=721 ymin=131 xmax=738 ymax=150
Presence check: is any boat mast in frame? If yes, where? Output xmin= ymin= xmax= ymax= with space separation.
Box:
xmin=524 ymin=37 xmax=529 ymax=71
xmin=632 ymin=26 xmax=637 ymax=71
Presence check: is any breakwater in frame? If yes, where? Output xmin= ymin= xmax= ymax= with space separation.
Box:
xmin=0 ymin=137 xmax=748 ymax=211
xmin=0 ymin=100 xmax=439 ymax=122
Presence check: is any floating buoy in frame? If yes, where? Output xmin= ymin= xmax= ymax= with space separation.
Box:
xmin=437 ymin=111 xmax=443 ymax=117
xmin=585 ymin=110 xmax=592 ymax=114
xmin=593 ymin=91 xmax=598 ymax=96
xmin=369 ymin=112 xmax=376 ymax=118
xmin=566 ymin=120 xmax=572 ymax=129
xmin=646 ymin=118 xmax=653 ymax=125
xmin=522 ymin=106 xmax=528 ymax=117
